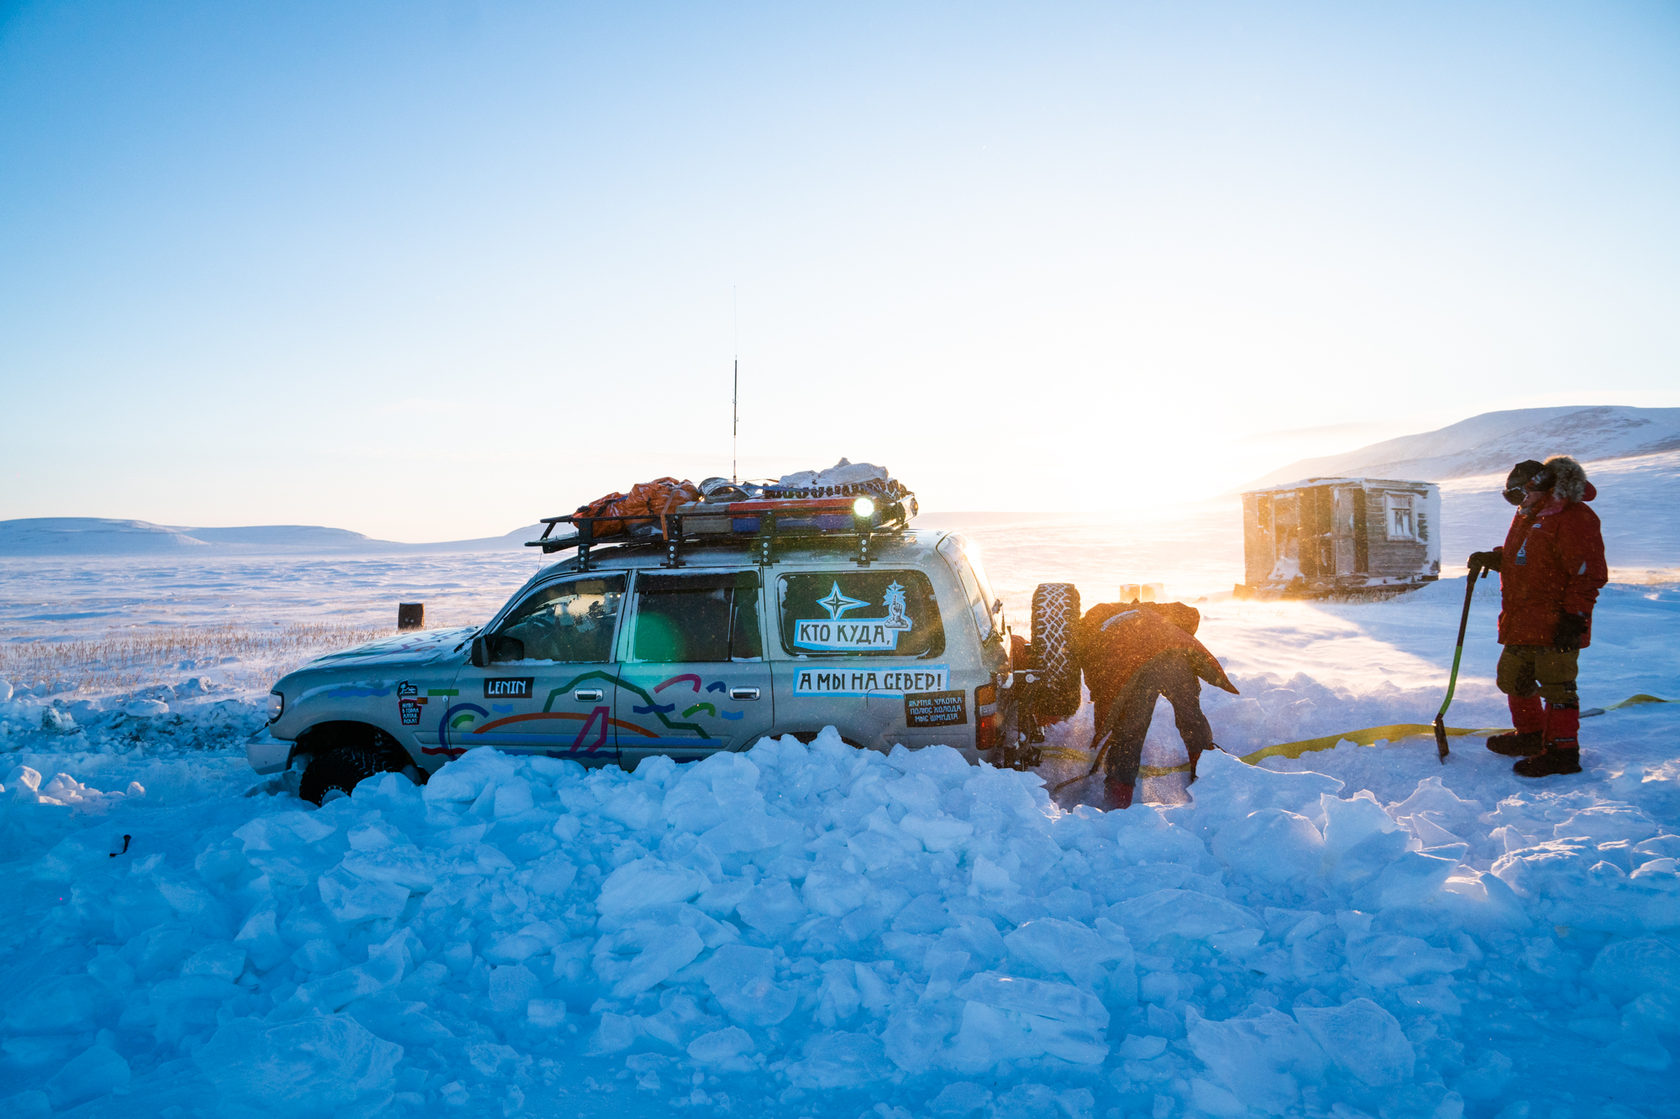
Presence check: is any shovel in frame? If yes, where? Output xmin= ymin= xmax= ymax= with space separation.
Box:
xmin=1433 ymin=565 xmax=1488 ymax=762
xmin=1051 ymin=729 xmax=1112 ymax=796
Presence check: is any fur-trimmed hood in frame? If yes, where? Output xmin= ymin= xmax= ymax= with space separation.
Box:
xmin=1544 ymin=454 xmax=1594 ymax=503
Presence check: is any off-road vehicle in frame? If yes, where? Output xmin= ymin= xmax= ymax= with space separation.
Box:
xmin=247 ymin=475 xmax=1082 ymax=802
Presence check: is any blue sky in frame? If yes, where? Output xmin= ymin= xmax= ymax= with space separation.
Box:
xmin=3 ymin=1 xmax=1677 ymax=541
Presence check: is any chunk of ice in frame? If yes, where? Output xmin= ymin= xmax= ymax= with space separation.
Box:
xmin=1294 ymin=997 xmax=1416 ymax=1086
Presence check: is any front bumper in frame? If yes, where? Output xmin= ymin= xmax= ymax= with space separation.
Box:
xmin=246 ymin=725 xmax=296 ymax=775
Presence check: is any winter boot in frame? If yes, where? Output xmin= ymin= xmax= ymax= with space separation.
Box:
xmin=1515 ymin=703 xmax=1582 ymax=777
xmin=1486 ymin=731 xmax=1543 ymax=757
xmin=1513 ymin=744 xmax=1581 ymax=777
xmin=1102 ymin=776 xmax=1135 ymax=811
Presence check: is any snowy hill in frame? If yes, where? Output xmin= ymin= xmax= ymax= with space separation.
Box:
xmin=0 ymin=518 xmax=387 ymax=556
xmin=170 ymin=525 xmax=393 ymax=550
xmin=0 ymin=517 xmax=217 ymax=555
xmin=1252 ymin=405 xmax=1680 ymax=487
xmin=0 ymin=518 xmax=540 ymax=557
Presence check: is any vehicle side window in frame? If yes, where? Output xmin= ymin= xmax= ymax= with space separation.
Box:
xmin=630 ymin=572 xmax=762 ymax=662
xmin=777 ymin=570 xmax=945 ymax=658
xmin=937 ymin=534 xmax=1000 ymax=642
xmin=492 ymin=575 xmax=624 ymax=663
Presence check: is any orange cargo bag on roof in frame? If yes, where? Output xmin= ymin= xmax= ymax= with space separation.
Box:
xmin=574 ymin=477 xmax=701 ymax=538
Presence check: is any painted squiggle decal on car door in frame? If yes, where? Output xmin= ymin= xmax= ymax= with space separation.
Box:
xmin=426 ymin=669 xmax=729 ymax=757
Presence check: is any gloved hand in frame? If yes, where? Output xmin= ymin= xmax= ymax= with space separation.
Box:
xmin=1555 ymin=612 xmax=1588 ymax=650
xmin=1468 ymin=550 xmax=1502 ymax=575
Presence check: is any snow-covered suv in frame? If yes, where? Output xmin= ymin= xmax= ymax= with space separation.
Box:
xmin=248 ymin=478 xmax=1080 ymax=803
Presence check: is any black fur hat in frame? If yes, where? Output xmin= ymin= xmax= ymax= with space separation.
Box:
xmin=1542 ymin=455 xmax=1589 ymax=502
xmin=1503 ymin=459 xmax=1547 ymax=505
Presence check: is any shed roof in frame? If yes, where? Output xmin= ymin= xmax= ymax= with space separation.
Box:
xmin=1242 ymin=476 xmax=1437 ymax=497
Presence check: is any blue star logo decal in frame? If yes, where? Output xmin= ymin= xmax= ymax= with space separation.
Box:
xmin=817 ymin=582 xmax=870 ymax=620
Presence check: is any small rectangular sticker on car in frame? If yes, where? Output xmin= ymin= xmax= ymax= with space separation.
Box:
xmin=792 ymin=666 xmax=949 ymax=697
xmin=398 ymin=681 xmax=426 ymax=726
xmin=904 ymin=689 xmax=967 ymax=727
xmin=484 ymin=677 xmax=534 ymax=699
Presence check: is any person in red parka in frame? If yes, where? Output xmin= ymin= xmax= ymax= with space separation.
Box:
xmin=1075 ymin=601 xmax=1239 ymax=809
xmin=1467 ymin=455 xmax=1608 ymax=777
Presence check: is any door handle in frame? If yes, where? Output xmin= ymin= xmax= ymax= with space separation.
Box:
xmin=574 ymin=689 xmax=604 ymax=702
xmin=729 ymin=687 xmax=761 ymax=701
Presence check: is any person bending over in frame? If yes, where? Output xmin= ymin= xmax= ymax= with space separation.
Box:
xmin=1076 ymin=601 xmax=1238 ymax=809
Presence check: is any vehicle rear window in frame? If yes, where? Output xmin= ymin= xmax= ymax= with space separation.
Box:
xmin=777 ymin=570 xmax=944 ymax=658
xmin=630 ymin=571 xmax=762 ymax=662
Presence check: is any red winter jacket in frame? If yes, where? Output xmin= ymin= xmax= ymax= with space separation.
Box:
xmin=1075 ymin=603 xmax=1239 ymax=733
xmin=1495 ymin=483 xmax=1608 ymax=647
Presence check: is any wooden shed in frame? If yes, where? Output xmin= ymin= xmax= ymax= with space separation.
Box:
xmin=1237 ymin=477 xmax=1441 ymax=598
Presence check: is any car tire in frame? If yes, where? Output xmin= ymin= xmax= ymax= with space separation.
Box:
xmin=1031 ymin=582 xmax=1082 ymax=720
xmin=300 ymin=745 xmax=395 ymax=805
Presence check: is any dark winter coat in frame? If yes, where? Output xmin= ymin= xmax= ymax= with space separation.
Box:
xmin=1495 ymin=459 xmax=1608 ymax=648
xmin=1075 ymin=603 xmax=1238 ymax=733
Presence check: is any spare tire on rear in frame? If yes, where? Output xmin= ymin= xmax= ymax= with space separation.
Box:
xmin=1030 ymin=582 xmax=1082 ymax=720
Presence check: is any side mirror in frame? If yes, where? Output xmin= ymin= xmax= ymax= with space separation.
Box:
xmin=474 ymin=633 xmax=524 ymax=664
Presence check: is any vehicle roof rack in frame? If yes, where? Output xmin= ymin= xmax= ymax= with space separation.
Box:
xmin=526 ymin=488 xmax=918 ymax=570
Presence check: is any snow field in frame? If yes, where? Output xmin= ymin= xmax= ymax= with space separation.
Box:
xmin=3 ymin=706 xmax=1676 ymax=1117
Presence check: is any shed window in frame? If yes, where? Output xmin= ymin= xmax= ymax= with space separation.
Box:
xmin=1385 ymin=494 xmax=1418 ymax=541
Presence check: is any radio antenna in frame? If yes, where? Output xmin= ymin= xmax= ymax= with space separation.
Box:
xmin=731 ymin=287 xmax=739 ymax=484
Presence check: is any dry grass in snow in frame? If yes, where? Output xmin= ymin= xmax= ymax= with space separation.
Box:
xmin=0 ymin=622 xmax=393 ymax=695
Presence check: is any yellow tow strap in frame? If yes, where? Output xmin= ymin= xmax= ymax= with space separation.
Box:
xmin=1041 ymin=694 xmax=1674 ymax=780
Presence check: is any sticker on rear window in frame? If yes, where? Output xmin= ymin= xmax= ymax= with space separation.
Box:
xmin=793 ymin=580 xmax=913 ymax=651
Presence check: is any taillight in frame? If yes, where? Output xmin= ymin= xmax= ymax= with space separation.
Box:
xmin=975 ymin=682 xmax=999 ymax=751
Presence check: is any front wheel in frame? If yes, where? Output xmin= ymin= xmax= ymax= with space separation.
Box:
xmin=300 ymin=745 xmax=398 ymax=805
